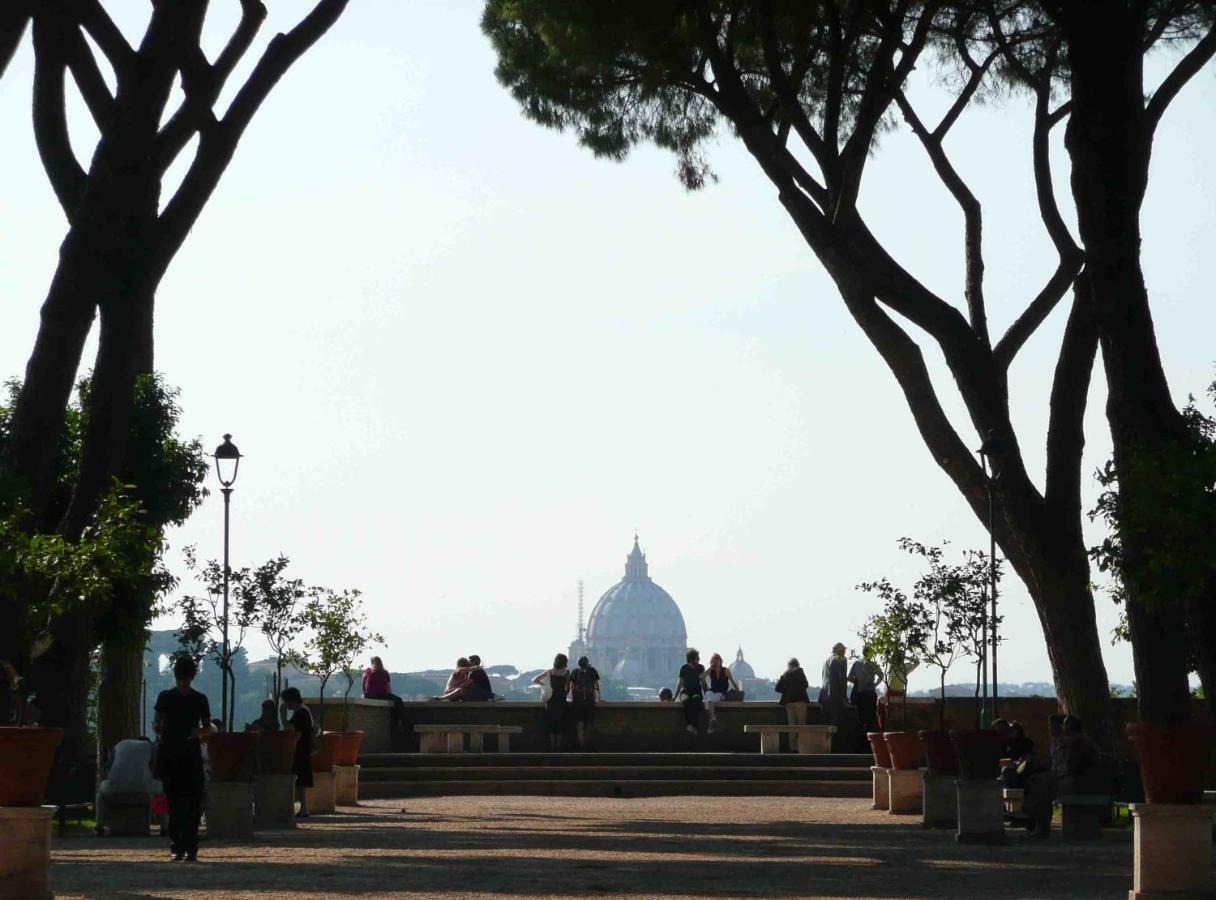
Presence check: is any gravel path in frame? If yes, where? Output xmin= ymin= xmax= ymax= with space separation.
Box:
xmin=49 ymin=795 xmax=1194 ymax=899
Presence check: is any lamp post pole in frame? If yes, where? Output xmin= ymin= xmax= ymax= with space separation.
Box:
xmin=987 ymin=472 xmax=998 ymax=722
xmin=213 ymin=434 xmax=242 ymax=732
xmin=221 ymin=482 xmax=232 ymax=730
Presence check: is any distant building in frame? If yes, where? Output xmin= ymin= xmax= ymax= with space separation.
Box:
xmin=571 ymin=536 xmax=688 ymax=692
xmin=730 ymin=647 xmax=774 ymax=701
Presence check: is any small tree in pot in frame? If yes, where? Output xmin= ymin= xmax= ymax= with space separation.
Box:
xmin=247 ymin=556 xmax=308 ymax=706
xmin=857 ymin=579 xmax=930 ymax=730
xmin=297 ymin=587 xmax=382 ymax=734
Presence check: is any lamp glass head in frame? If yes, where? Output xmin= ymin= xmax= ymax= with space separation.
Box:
xmin=213 ymin=433 xmax=242 ymax=487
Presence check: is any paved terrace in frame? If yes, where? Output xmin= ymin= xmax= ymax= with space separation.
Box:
xmin=53 ymin=796 xmax=1206 ymax=899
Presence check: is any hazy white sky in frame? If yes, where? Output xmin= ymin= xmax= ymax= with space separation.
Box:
xmin=1 ymin=2 xmax=1213 ymax=690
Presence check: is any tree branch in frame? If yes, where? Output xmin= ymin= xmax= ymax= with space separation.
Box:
xmin=32 ymin=15 xmax=86 ymax=220
xmin=62 ymin=20 xmax=115 ymax=135
xmin=895 ymin=88 xmax=988 ymax=345
xmin=1145 ymin=19 xmax=1216 ymax=136
xmin=155 ymin=0 xmax=267 ymax=173
xmin=933 ymin=46 xmax=997 ymax=140
xmin=1044 ymin=270 xmax=1098 ymax=539
xmin=0 ymin=1 xmax=30 ymax=81
xmin=77 ymin=0 xmax=133 ymax=75
xmin=156 ymin=0 xmax=349 ymax=272
xmin=993 ymin=78 xmax=1082 ymax=368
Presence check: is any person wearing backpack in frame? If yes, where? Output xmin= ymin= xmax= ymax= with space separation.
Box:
xmin=569 ymin=656 xmax=601 ymax=750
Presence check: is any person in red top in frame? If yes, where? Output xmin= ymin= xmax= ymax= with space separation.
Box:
xmin=362 ymin=656 xmax=406 ymax=735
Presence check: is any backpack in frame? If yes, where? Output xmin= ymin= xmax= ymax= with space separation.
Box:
xmin=572 ymin=667 xmax=596 ymax=701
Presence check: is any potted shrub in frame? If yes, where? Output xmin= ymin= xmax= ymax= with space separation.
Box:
xmin=919 ymin=729 xmax=960 ymax=777
xmin=1127 ymin=722 xmax=1214 ymax=803
xmin=253 ymin=730 xmax=299 ymax=775
xmin=297 ymin=587 xmax=382 ymax=738
xmin=949 ymin=729 xmax=1004 ymax=780
xmin=866 ymin=732 xmax=893 ymax=768
xmin=0 ymin=726 xmax=63 ymax=806
xmin=336 ymin=731 xmax=364 ymax=767
xmin=203 ymin=732 xmax=256 ymax=782
xmin=312 ymin=732 xmax=344 ymax=772
xmin=884 ymin=732 xmax=922 ymax=770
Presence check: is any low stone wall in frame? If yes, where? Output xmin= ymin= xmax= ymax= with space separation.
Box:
xmin=305 ymin=699 xmax=865 ymax=753
xmin=306 ymin=698 xmax=394 ymax=753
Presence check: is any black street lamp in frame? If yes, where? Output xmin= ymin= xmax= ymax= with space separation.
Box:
xmin=977 ymin=429 xmax=1006 ymax=724
xmin=213 ymin=433 xmax=242 ymax=731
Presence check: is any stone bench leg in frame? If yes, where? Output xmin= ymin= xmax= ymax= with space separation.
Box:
xmin=468 ymin=732 xmax=485 ymax=753
xmin=205 ymin=781 xmax=254 ymax=839
xmin=888 ymin=769 xmax=922 ymax=814
xmin=872 ymin=767 xmax=891 ymax=811
xmin=254 ymin=773 xmax=297 ymax=829
xmin=1130 ymin=803 xmax=1216 ymax=899
xmin=955 ymin=779 xmax=1004 ymax=844
xmin=0 ymin=806 xmax=54 ymax=900
xmin=418 ymin=733 xmax=444 ymax=754
xmin=922 ymin=773 xmax=957 ymax=829
xmin=333 ymin=765 xmax=360 ymax=806
xmin=445 ymin=732 xmax=464 ymax=753
xmin=307 ymin=771 xmax=336 ymax=815
xmin=498 ymin=733 xmax=512 ymax=753
xmin=798 ymin=732 xmax=830 ymax=755
xmin=759 ymin=732 xmax=780 ymax=754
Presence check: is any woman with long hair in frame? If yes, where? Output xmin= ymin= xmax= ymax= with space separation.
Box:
xmin=533 ymin=653 xmax=571 ymax=751
xmin=703 ymin=652 xmax=739 ymax=733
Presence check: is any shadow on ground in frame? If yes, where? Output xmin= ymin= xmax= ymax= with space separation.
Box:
xmin=49 ymin=796 xmax=1182 ymax=899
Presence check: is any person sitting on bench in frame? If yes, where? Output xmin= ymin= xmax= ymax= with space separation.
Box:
xmin=1022 ymin=715 xmax=1102 ymax=838
xmin=96 ymin=738 xmax=161 ymax=833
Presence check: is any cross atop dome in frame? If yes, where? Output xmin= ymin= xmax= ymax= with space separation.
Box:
xmin=624 ymin=534 xmax=649 ymax=582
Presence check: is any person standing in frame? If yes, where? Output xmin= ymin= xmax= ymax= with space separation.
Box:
xmin=569 ymin=656 xmax=601 ymax=750
xmin=533 ymin=654 xmax=571 ymax=751
xmin=281 ymin=688 xmax=314 ymax=818
xmin=153 ymin=656 xmax=213 ymax=861
xmin=703 ymin=653 xmax=739 ymax=733
xmin=819 ymin=643 xmax=849 ymax=746
xmin=848 ymin=647 xmax=883 ymax=737
xmin=775 ymin=658 xmax=812 ymax=725
xmin=675 ymin=649 xmax=707 ymax=736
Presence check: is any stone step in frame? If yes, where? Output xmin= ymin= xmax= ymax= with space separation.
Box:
xmin=360 ymin=765 xmax=871 ymax=783
xmin=358 ymin=752 xmax=873 ymax=769
xmin=361 ymin=779 xmax=872 ymax=799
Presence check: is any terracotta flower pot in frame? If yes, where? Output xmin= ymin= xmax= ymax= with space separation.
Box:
xmin=203 ymin=732 xmax=256 ymax=782
xmin=949 ymin=729 xmax=1003 ymax=781
xmin=254 ymin=730 xmax=299 ymax=775
xmin=1126 ymin=722 xmax=1214 ymax=804
xmin=311 ymin=732 xmax=344 ymax=772
xmin=0 ymin=727 xmax=63 ymax=806
xmin=336 ymin=731 xmax=364 ymax=767
xmin=884 ymin=731 xmax=922 ymax=771
xmin=919 ymin=729 xmax=960 ymax=777
xmin=866 ymin=732 xmax=893 ymax=768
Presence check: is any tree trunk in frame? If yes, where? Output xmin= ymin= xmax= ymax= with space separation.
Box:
xmin=96 ymin=631 xmax=145 ymax=784
xmin=28 ymin=606 xmax=92 ymax=766
xmin=1061 ymin=10 xmax=1196 ymax=725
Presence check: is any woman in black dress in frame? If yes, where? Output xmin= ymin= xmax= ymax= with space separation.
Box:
xmin=532 ymin=653 xmax=570 ymax=751
xmin=282 ymin=687 xmax=314 ymax=817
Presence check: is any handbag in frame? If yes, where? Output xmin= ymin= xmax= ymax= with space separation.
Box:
xmin=725 ymin=689 xmax=745 ymax=702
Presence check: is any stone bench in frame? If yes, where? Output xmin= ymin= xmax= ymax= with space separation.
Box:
xmin=743 ymin=724 xmax=836 ymax=755
xmin=1060 ymin=794 xmax=1110 ymax=841
xmin=1002 ymin=788 xmax=1024 ymax=814
xmin=416 ymin=724 xmax=523 ymax=753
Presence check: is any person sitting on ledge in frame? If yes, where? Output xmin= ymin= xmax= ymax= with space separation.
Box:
xmin=703 ymin=653 xmax=739 ymax=733
xmin=435 ymin=657 xmax=473 ymax=700
xmin=1021 ymin=714 xmax=1102 ymax=839
xmin=363 ymin=656 xmax=407 ymax=733
xmin=675 ymin=649 xmax=707 ymax=736
xmin=246 ymin=699 xmax=281 ymax=732
xmin=996 ymin=719 xmax=1036 ymax=788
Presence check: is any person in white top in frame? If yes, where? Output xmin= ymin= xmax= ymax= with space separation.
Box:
xmin=96 ymin=738 xmax=162 ymax=833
